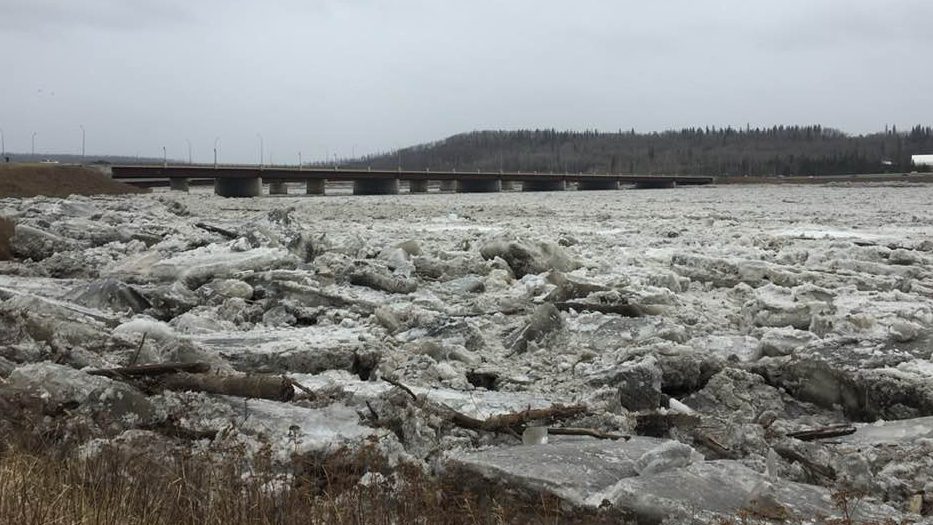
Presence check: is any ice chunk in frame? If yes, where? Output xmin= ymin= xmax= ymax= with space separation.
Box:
xmin=479 ymin=238 xmax=580 ymax=278
xmin=113 ymin=316 xmax=178 ymax=342
xmin=757 ymin=327 xmax=818 ymax=358
xmin=633 ymin=440 xmax=703 ymax=475
xmin=149 ymin=245 xmax=295 ymax=285
xmin=6 ymin=362 xmax=154 ymax=425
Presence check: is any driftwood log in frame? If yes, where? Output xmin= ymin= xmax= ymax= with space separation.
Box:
xmin=548 ymin=427 xmax=630 ymax=440
xmin=88 ymin=362 xmax=211 ymax=378
xmin=89 ymin=362 xmax=294 ymax=402
xmin=195 ymin=222 xmax=238 ymax=239
xmin=349 ymin=269 xmax=417 ymax=294
xmin=552 ymin=301 xmax=647 ymax=317
xmin=156 ymin=372 xmax=294 ymax=402
xmin=786 ymin=424 xmax=856 ymax=441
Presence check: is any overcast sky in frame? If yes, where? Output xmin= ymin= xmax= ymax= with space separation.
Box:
xmin=2 ymin=0 xmax=931 ymax=163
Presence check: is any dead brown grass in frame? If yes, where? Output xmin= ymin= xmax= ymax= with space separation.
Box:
xmin=0 ymin=437 xmax=624 ymax=525
xmin=0 ymin=164 xmax=145 ymax=198
xmin=0 ymin=216 xmax=12 ymax=261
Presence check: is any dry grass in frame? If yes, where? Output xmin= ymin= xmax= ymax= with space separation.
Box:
xmin=0 ymin=164 xmax=145 ymax=198
xmin=0 ymin=435 xmax=622 ymax=525
xmin=0 ymin=216 xmax=12 ymax=260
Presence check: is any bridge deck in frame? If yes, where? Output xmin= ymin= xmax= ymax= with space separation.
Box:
xmin=110 ymin=165 xmax=714 ymax=185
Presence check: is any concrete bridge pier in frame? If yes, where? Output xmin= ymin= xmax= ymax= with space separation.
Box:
xmin=268 ymin=181 xmax=288 ymax=195
xmin=215 ymin=177 xmax=262 ymax=198
xmin=439 ymin=180 xmax=457 ymax=192
xmin=500 ymin=180 xmax=515 ymax=191
xmin=409 ymin=180 xmax=429 ymax=193
xmin=578 ymin=179 xmax=620 ymax=191
xmin=169 ymin=178 xmax=189 ymax=192
xmin=306 ymin=179 xmax=326 ymax=195
xmin=522 ymin=180 xmax=566 ymax=192
xmin=457 ymin=179 xmax=501 ymax=193
xmin=353 ymin=179 xmax=399 ymax=195
xmin=635 ymin=180 xmax=677 ymax=189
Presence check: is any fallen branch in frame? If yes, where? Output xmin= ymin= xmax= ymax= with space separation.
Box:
xmin=88 ymin=362 xmax=211 ymax=378
xmin=287 ymin=377 xmax=316 ymax=398
xmin=692 ymin=430 xmax=739 ymax=459
xmin=548 ymin=427 xmax=630 ymax=440
xmin=786 ymin=424 xmax=856 ymax=441
xmin=194 ymin=222 xmax=238 ymax=239
xmin=552 ymin=301 xmax=646 ymax=317
xmin=385 ymin=377 xmax=588 ymax=436
xmin=130 ymin=333 xmax=147 ymax=366
xmin=385 ymin=376 xmax=418 ymax=400
xmin=445 ymin=405 xmax=587 ymax=434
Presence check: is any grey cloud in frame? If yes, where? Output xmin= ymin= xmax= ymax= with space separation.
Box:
xmin=1 ymin=0 xmax=930 ymax=162
xmin=0 ymin=0 xmax=199 ymax=33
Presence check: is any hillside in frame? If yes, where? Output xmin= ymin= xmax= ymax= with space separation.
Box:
xmin=348 ymin=125 xmax=933 ymax=177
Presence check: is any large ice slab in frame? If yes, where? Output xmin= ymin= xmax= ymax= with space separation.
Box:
xmin=837 ymin=416 xmax=933 ymax=445
xmin=447 ymin=439 xmax=900 ymax=522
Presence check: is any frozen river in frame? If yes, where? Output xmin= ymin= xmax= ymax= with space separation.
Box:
xmin=1 ymin=181 xmax=931 ymax=521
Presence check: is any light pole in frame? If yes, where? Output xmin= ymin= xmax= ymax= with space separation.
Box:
xmin=213 ymin=137 xmax=220 ymax=168
xmin=31 ymin=132 xmax=37 ymax=158
xmin=0 ymin=128 xmax=5 ymax=159
xmin=298 ymin=151 xmax=302 ymax=171
xmin=162 ymin=146 xmax=167 ymax=167
xmin=257 ymin=133 xmax=264 ymax=168
xmin=80 ymin=125 xmax=86 ymax=159
xmin=185 ymin=139 xmax=192 ymax=164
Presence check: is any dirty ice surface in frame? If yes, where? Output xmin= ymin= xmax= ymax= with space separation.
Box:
xmin=1 ymin=182 xmax=932 ymax=521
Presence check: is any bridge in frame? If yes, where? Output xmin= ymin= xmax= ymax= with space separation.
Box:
xmin=109 ymin=165 xmax=715 ymax=197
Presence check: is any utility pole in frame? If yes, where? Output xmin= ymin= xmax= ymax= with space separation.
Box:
xmin=31 ymin=132 xmax=37 ymax=158
xmin=80 ymin=125 xmax=86 ymax=159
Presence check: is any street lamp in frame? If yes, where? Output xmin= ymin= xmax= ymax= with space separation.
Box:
xmin=0 ymin=128 xmax=5 ymax=159
xmin=31 ymin=132 xmax=37 ymax=158
xmin=185 ymin=139 xmax=192 ymax=164
xmin=162 ymin=146 xmax=167 ymax=167
xmin=298 ymin=151 xmax=302 ymax=171
xmin=213 ymin=137 xmax=220 ymax=168
xmin=80 ymin=125 xmax=86 ymax=159
xmin=257 ymin=133 xmax=264 ymax=168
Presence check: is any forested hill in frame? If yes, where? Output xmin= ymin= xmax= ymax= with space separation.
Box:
xmin=350 ymin=125 xmax=933 ymax=177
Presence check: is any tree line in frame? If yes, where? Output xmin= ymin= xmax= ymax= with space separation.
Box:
xmin=346 ymin=125 xmax=933 ymax=176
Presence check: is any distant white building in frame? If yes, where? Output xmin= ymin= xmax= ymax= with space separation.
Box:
xmin=912 ymin=154 xmax=933 ymax=167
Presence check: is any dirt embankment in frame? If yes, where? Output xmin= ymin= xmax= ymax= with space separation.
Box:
xmin=0 ymin=164 xmax=146 ymax=198
xmin=0 ymin=164 xmax=146 ymax=261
